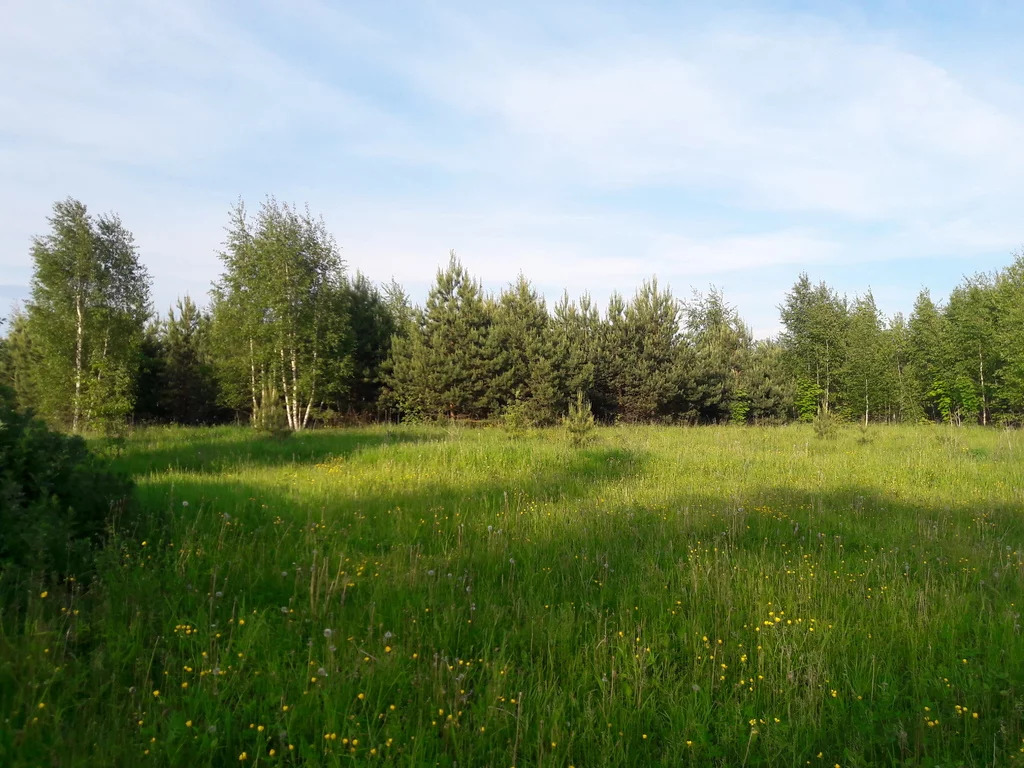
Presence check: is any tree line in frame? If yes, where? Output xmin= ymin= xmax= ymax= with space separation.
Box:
xmin=2 ymin=197 xmax=1023 ymax=432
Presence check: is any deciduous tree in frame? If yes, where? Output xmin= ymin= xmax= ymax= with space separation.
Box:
xmin=24 ymin=198 xmax=150 ymax=432
xmin=779 ymin=273 xmax=848 ymax=419
xmin=210 ymin=199 xmax=349 ymax=430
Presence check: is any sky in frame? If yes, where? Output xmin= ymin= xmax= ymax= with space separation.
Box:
xmin=2 ymin=1 xmax=1023 ymax=338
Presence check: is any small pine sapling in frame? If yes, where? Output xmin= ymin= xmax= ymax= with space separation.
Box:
xmin=564 ymin=390 xmax=595 ymax=446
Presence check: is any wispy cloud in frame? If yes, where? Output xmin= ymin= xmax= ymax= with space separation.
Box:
xmin=413 ymin=17 xmax=1024 ymax=217
xmin=1 ymin=1 xmax=1022 ymax=336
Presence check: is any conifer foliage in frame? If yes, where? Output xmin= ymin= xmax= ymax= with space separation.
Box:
xmin=385 ymin=253 xmax=492 ymax=420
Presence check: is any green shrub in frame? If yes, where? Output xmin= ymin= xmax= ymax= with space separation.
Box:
xmin=0 ymin=386 xmax=135 ymax=579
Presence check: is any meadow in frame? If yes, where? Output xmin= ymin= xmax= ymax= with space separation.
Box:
xmin=2 ymin=424 xmax=1023 ymax=767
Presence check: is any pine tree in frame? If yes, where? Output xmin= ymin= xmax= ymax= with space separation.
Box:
xmin=0 ymin=322 xmax=8 ymax=390
xmin=133 ymin=321 xmax=166 ymax=423
xmin=485 ymin=275 xmax=551 ymax=420
xmin=779 ymin=274 xmax=848 ymax=419
xmin=341 ymin=273 xmax=398 ymax=417
xmin=605 ymin=279 xmax=682 ymax=422
xmin=381 ymin=313 xmax=426 ymax=419
xmin=385 ymin=253 xmax=492 ymax=420
xmin=597 ymin=291 xmax=629 ymax=421
xmin=908 ymin=289 xmax=956 ymax=423
xmin=524 ymin=340 xmax=563 ymax=425
xmin=159 ymin=296 xmax=220 ymax=424
xmin=743 ymin=340 xmax=793 ymax=423
xmin=684 ymin=288 xmax=752 ymax=423
xmin=548 ymin=293 xmax=601 ymax=414
xmin=378 ymin=282 xmax=415 ymax=420
xmin=0 ymin=309 xmax=42 ymax=409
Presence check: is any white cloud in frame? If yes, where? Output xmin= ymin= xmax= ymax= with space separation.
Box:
xmin=2 ymin=1 xmax=1023 ymax=340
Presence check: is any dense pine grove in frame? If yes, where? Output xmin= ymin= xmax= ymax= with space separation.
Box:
xmin=3 ymin=197 xmax=1024 ymax=431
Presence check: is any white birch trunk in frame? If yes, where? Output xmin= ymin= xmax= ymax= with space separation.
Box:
xmin=290 ymin=341 xmax=302 ymax=430
xmin=249 ymin=338 xmax=258 ymax=417
xmin=73 ymin=292 xmax=84 ymax=433
xmin=979 ymin=349 xmax=987 ymax=426
xmin=301 ymin=349 xmax=317 ymax=430
xmin=280 ymin=346 xmax=294 ymax=430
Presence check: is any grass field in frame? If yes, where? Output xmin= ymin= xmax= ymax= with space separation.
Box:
xmin=2 ymin=424 xmax=1024 ymax=766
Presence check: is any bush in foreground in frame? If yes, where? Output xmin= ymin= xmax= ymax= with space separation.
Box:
xmin=0 ymin=386 xmax=135 ymax=580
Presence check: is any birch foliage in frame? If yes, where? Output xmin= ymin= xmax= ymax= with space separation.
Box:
xmin=210 ymin=199 xmax=349 ymax=430
xmin=24 ymin=198 xmax=150 ymax=432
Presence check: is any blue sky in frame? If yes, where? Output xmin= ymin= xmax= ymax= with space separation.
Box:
xmin=2 ymin=1 xmax=1023 ymax=337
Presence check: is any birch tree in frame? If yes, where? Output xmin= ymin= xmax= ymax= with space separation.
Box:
xmin=946 ymin=276 xmax=1001 ymax=425
xmin=779 ymin=274 xmax=848 ymax=419
xmin=23 ymin=198 xmax=150 ymax=431
xmin=210 ymin=199 xmax=349 ymax=430
xmin=841 ymin=291 xmax=888 ymax=425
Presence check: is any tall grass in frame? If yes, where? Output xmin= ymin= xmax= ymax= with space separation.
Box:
xmin=1 ymin=424 xmax=1022 ymax=766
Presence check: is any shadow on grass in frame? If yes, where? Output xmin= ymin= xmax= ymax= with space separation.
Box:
xmin=109 ymin=426 xmax=441 ymax=476
xmin=130 ymin=435 xmax=1024 ymax=635
xmin=136 ymin=442 xmax=646 ymax=520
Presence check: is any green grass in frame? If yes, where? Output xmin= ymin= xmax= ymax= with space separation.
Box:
xmin=2 ymin=424 xmax=1024 ymax=766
